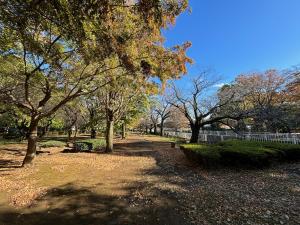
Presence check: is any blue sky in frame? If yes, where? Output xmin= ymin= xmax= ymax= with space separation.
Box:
xmin=163 ymin=0 xmax=300 ymax=86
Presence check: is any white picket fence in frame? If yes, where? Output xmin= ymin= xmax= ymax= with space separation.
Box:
xmin=165 ymin=130 xmax=300 ymax=145
xmin=165 ymin=131 xmax=192 ymax=140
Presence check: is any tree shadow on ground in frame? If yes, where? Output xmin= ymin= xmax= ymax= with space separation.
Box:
xmin=113 ymin=141 xmax=161 ymax=157
xmin=0 ymin=182 xmax=188 ymax=225
xmin=114 ymin=140 xmax=198 ymax=169
xmin=0 ymin=146 xmax=24 ymax=169
xmin=0 ymin=148 xmax=24 ymax=157
xmin=0 ymin=159 xmax=21 ymax=169
xmin=0 ymin=138 xmax=203 ymax=225
xmin=114 ymin=140 xmax=206 ymax=189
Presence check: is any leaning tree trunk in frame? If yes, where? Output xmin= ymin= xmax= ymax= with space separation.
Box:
xmin=121 ymin=123 xmax=126 ymax=139
xmin=190 ymin=124 xmax=200 ymax=143
xmin=22 ymin=118 xmax=39 ymax=166
xmin=105 ymin=110 xmax=114 ymax=153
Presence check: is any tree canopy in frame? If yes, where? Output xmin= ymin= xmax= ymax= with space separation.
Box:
xmin=0 ymin=0 xmax=191 ymax=165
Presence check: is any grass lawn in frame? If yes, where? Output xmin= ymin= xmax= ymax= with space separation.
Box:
xmin=180 ymin=140 xmax=300 ymax=168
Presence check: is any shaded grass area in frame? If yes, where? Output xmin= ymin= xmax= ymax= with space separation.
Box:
xmin=181 ymin=140 xmax=300 ymax=168
xmin=0 ymin=182 xmax=184 ymax=225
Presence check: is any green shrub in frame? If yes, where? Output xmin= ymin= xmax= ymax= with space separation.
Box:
xmin=74 ymin=142 xmax=93 ymax=151
xmin=74 ymin=139 xmax=105 ymax=151
xmin=180 ymin=144 xmax=221 ymax=168
xmin=39 ymin=140 xmax=66 ymax=148
xmin=262 ymin=142 xmax=300 ymax=161
xmin=180 ymin=140 xmax=300 ymax=169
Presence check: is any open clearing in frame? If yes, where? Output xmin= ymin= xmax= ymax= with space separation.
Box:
xmin=0 ymin=135 xmax=299 ymax=225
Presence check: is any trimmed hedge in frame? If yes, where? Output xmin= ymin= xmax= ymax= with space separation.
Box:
xmin=180 ymin=144 xmax=221 ymax=168
xmin=180 ymin=140 xmax=300 ymax=169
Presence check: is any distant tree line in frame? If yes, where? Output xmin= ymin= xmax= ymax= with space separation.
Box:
xmin=140 ymin=69 xmax=300 ymax=143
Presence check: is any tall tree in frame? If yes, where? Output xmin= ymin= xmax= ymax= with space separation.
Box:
xmin=227 ymin=70 xmax=288 ymax=132
xmin=0 ymin=0 xmax=191 ymax=165
xmin=155 ymin=96 xmax=171 ymax=136
xmin=164 ymin=106 xmax=189 ymax=132
xmin=98 ymin=67 xmax=158 ymax=152
xmin=168 ymin=70 xmax=238 ymax=143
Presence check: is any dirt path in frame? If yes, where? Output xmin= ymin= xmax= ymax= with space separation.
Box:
xmin=0 ymin=135 xmax=299 ymax=225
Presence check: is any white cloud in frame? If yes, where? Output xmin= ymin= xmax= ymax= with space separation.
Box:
xmin=214 ymin=83 xmax=226 ymax=88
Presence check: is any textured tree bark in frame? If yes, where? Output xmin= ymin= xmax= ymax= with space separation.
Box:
xmin=74 ymin=126 xmax=78 ymax=138
xmin=67 ymin=129 xmax=72 ymax=141
xmin=154 ymin=124 xmax=157 ymax=135
xmin=90 ymin=109 xmax=96 ymax=139
xmin=145 ymin=126 xmax=148 ymax=134
xmin=160 ymin=119 xmax=164 ymax=136
xmin=91 ymin=128 xmax=96 ymax=139
xmin=190 ymin=124 xmax=200 ymax=143
xmin=105 ymin=110 xmax=114 ymax=152
xmin=105 ymin=120 xmax=114 ymax=152
xmin=22 ymin=119 xmax=39 ymax=166
xmin=122 ymin=123 xmax=126 ymax=139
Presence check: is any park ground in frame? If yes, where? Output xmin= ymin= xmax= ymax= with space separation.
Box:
xmin=0 ymin=135 xmax=299 ymax=225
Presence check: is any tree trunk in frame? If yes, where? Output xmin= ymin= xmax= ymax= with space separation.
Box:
xmin=122 ymin=123 xmax=126 ymax=139
xmin=91 ymin=128 xmax=96 ymax=139
xmin=39 ymin=119 xmax=52 ymax=138
xmin=105 ymin=111 xmax=114 ymax=153
xmin=145 ymin=125 xmax=148 ymax=134
xmin=74 ymin=126 xmax=78 ymax=138
xmin=160 ymin=120 xmax=164 ymax=136
xmin=67 ymin=129 xmax=72 ymax=141
xmin=22 ymin=119 xmax=39 ymax=166
xmin=90 ymin=109 xmax=96 ymax=139
xmin=190 ymin=124 xmax=200 ymax=143
xmin=154 ymin=124 xmax=157 ymax=135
